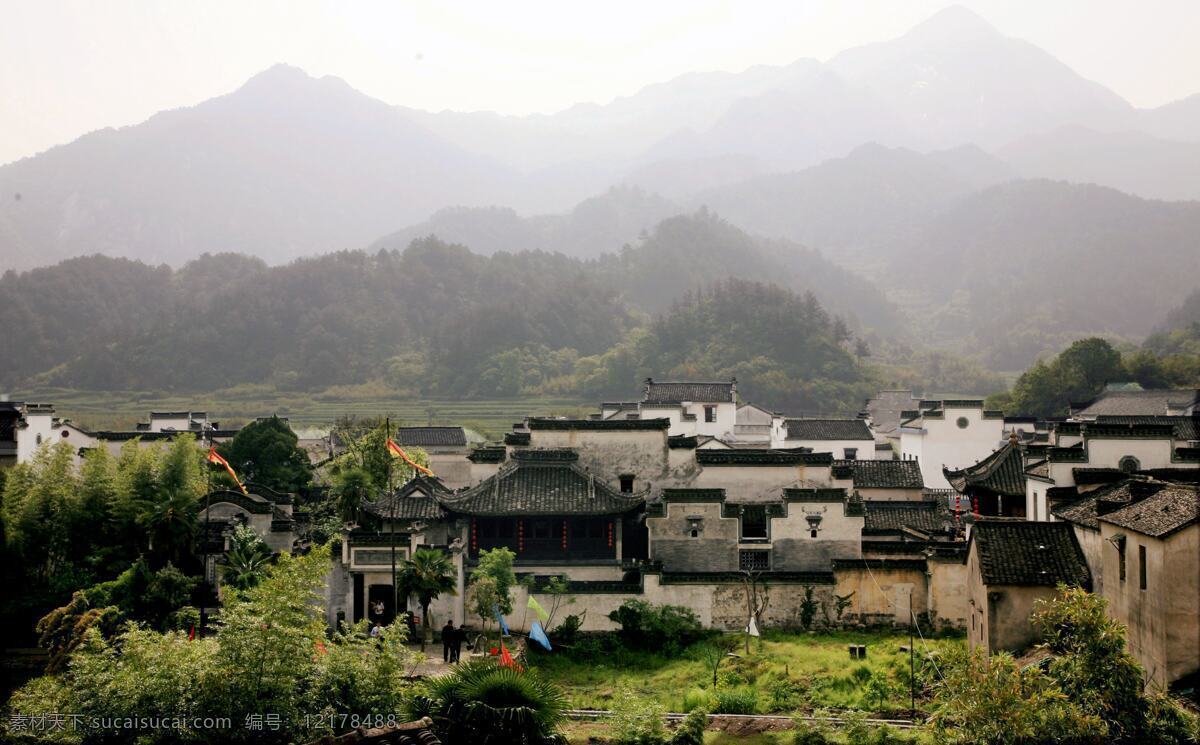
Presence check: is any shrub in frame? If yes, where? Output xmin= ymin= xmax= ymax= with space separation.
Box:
xmin=610 ymin=685 xmax=668 ymax=745
xmin=669 ymin=708 xmax=708 ymax=745
xmin=792 ymin=712 xmax=833 ymax=745
xmin=607 ymin=600 xmax=705 ymax=654
xmin=554 ymin=612 xmax=584 ymax=647
xmin=713 ymin=687 xmax=757 ymax=715
xmin=681 ymin=688 xmax=714 ymax=713
xmin=841 ymin=709 xmax=872 ymax=743
xmin=766 ymin=676 xmax=804 ymax=712
xmin=405 ymin=658 xmax=567 ymax=745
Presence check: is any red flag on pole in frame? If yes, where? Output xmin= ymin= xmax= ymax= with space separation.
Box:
xmin=386 ymin=438 xmax=435 ymax=477
xmin=188 ymin=625 xmax=196 ymax=641
xmin=498 ymin=642 xmax=519 ymax=670
xmin=207 ymin=447 xmax=248 ymax=495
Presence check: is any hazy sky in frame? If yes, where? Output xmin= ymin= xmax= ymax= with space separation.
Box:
xmin=2 ymin=0 xmax=1198 ymax=165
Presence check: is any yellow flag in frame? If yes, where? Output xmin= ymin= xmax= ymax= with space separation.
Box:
xmin=527 ymin=595 xmax=550 ymax=623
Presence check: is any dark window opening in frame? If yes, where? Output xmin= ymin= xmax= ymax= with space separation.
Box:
xmin=619 ymin=475 xmax=634 ymax=493
xmin=810 ymin=529 xmax=819 ymax=538
xmin=843 ymin=447 xmax=857 ymax=460
xmin=741 ymin=506 xmax=767 ymax=539
xmin=704 ymin=405 xmax=717 ymax=423
xmin=690 ymin=529 xmax=699 ymax=538
xmin=1138 ymin=545 xmax=1147 ymax=590
xmin=1119 ymin=542 xmax=1126 ymax=582
xmin=531 ymin=520 xmax=552 ymax=540
xmin=739 ymin=549 xmax=769 ymax=571
xmin=1119 ymin=456 xmax=1140 ymax=474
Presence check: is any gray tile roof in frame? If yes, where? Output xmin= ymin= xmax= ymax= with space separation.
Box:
xmin=785 ymin=418 xmax=873 ymax=441
xmin=863 ymin=500 xmax=953 ymax=534
xmin=1099 ymin=483 xmax=1199 ymax=538
xmin=361 ymin=476 xmax=451 ymax=521
xmin=394 ymin=426 xmax=467 ymax=447
xmin=970 ymin=521 xmax=1091 ymax=588
xmin=835 ymin=459 xmax=924 ymax=489
xmin=643 ymin=379 xmax=735 ymax=404
xmin=437 ymin=449 xmax=644 ymax=517
xmin=1086 ymin=415 xmax=1198 ymax=440
xmin=1072 ymin=389 xmax=1200 ymax=417
xmin=528 ymin=417 xmax=670 ymax=431
xmin=696 ymin=449 xmax=833 ymax=466
xmin=945 ymin=442 xmax=1026 ymax=498
xmin=863 ymin=389 xmax=920 ymax=436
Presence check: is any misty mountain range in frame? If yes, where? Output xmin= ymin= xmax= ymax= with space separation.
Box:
xmin=2 ymin=5 xmax=1199 ymax=375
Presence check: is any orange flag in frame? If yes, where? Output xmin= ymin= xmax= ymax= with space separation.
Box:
xmin=386 ymin=438 xmax=435 ymax=477
xmin=207 ymin=447 xmax=248 ymax=495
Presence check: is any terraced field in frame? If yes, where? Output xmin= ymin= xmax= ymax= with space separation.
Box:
xmin=12 ymin=387 xmax=592 ymax=440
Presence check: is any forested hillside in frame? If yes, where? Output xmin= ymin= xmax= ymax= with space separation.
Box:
xmin=1 ymin=214 xmax=886 ymax=414
xmin=895 ymin=180 xmax=1200 ymax=369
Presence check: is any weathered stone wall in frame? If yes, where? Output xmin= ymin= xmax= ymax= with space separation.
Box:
xmin=689 ymin=463 xmax=834 ymax=498
xmin=856 ymin=487 xmax=924 ymax=502
xmin=648 ymin=502 xmax=739 ymax=572
xmin=834 ymin=565 xmax=925 ymax=626
xmin=770 ymin=502 xmax=863 ymax=572
xmin=527 ymin=428 xmax=678 ymax=486
xmin=927 ymin=557 xmax=968 ymax=629
xmin=1101 ymin=521 xmax=1200 ymax=687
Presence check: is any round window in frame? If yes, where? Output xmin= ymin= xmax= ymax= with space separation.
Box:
xmin=61 ymin=429 xmax=70 ymax=438
xmin=956 ymin=417 xmax=969 ymax=429
xmin=1118 ymin=456 xmax=1140 ymax=473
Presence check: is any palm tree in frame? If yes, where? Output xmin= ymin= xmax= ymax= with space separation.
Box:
xmin=404 ymin=658 xmax=567 ymax=744
xmin=398 ymin=548 xmax=457 ymax=651
xmin=140 ymin=490 xmax=198 ymax=567
xmin=219 ymin=526 xmax=273 ymax=591
xmin=333 ymin=466 xmax=373 ymax=524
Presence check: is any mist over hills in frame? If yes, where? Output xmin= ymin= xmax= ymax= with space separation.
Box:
xmin=4 ymin=5 xmax=1200 ymax=277
xmin=0 ymin=213 xmax=890 ymax=414
xmin=3 ymin=4 xmax=1200 ymax=388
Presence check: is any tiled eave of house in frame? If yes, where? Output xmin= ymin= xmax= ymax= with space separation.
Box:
xmin=436 ymin=449 xmax=644 ymax=517
xmin=944 ymin=441 xmax=1026 ymax=498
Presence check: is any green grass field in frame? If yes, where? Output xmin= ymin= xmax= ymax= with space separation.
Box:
xmin=535 ymin=630 xmax=962 ymax=716
xmin=12 ymin=387 xmax=592 ymax=440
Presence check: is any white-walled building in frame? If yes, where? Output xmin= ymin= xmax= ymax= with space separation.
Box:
xmin=900 ymin=400 xmax=1006 ymax=490
xmin=0 ymin=401 xmax=98 ymax=466
xmin=779 ymin=418 xmax=876 ymax=459
xmin=597 ymin=379 xmax=739 ymax=439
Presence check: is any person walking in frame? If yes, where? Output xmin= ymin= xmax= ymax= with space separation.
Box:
xmin=442 ymin=620 xmax=456 ymax=663
xmin=450 ymin=623 xmax=467 ymax=662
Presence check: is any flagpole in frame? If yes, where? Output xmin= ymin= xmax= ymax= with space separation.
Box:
xmin=387 ymin=418 xmax=397 ymax=627
xmin=199 ymin=429 xmax=213 ymax=637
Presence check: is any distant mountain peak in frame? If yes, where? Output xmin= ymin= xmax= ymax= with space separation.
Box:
xmin=240 ymin=63 xmax=317 ymax=87
xmin=904 ymin=5 xmax=1002 ymax=41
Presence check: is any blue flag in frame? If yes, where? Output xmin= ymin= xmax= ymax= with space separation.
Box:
xmin=529 ymin=621 xmax=552 ymax=651
xmin=493 ymin=604 xmax=510 ymax=636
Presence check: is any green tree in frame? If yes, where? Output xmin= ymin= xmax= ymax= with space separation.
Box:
xmin=1002 ymin=338 xmax=1128 ymax=417
xmin=216 ymin=416 xmax=311 ymax=493
xmin=469 ymin=547 xmax=517 ymax=645
xmin=471 ymin=547 xmax=516 ymax=616
xmin=1032 ymin=586 xmax=1199 ymax=744
xmin=218 ymin=525 xmax=273 ymax=592
xmin=927 ymin=648 xmax=1104 ymax=744
xmin=398 ymin=548 xmax=457 ymax=651
xmin=332 ymin=466 xmax=373 ymax=523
